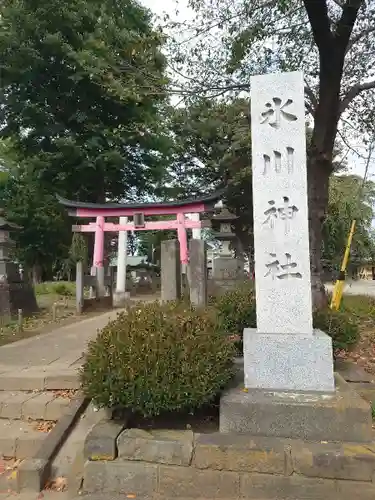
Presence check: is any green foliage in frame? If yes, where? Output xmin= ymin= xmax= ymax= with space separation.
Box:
xmin=0 ymin=0 xmax=170 ymax=201
xmin=0 ymin=0 xmax=172 ymax=275
xmin=211 ymin=282 xmax=360 ymax=354
xmin=81 ymin=301 xmax=235 ymax=416
xmin=167 ymin=0 xmax=375 ymax=305
xmin=69 ymin=233 xmax=88 ymax=266
xmin=322 ymin=175 xmax=375 ymax=271
xmin=313 ymin=309 xmax=359 ymax=352
xmin=34 ymin=283 xmax=51 ymax=295
xmin=0 ymin=171 xmax=72 ymax=274
xmin=137 ymin=225 xmax=179 ymax=263
xmin=212 ymin=282 xmax=256 ymax=335
xmin=165 ymin=98 xmax=253 ymax=257
xmin=34 ymin=281 xmax=75 ymax=296
xmin=169 ymin=1 xmax=375 ymax=136
xmin=52 ymin=282 xmax=74 ymax=297
xmin=372 ymin=402 xmax=375 ymax=421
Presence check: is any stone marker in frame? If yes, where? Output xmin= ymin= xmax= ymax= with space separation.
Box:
xmin=189 ymin=239 xmax=207 ymax=307
xmin=161 ymin=239 xmax=181 ymax=302
xmin=244 ymin=70 xmax=334 ymax=392
xmin=252 ymin=71 xmax=312 ymax=335
xmin=219 ymin=71 xmax=372 ymax=442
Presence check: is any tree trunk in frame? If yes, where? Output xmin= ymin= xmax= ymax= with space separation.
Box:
xmin=32 ymin=264 xmax=42 ymax=285
xmin=307 ymin=154 xmax=331 ymax=309
xmin=308 ymin=55 xmax=343 ymax=309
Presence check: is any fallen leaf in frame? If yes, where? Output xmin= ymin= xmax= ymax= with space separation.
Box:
xmin=45 ymin=476 xmax=67 ymax=492
xmin=34 ymin=421 xmax=56 ymax=433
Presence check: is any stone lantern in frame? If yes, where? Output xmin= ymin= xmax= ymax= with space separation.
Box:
xmin=210 ymin=204 xmax=244 ymax=290
xmin=0 ymin=211 xmax=38 ymax=322
xmin=211 ymin=206 xmax=238 ymax=256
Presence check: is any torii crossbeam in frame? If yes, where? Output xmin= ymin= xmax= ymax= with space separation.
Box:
xmin=57 ymin=191 xmax=223 ymax=267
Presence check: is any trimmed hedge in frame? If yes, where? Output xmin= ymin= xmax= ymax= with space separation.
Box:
xmin=212 ymin=283 xmax=359 ymax=354
xmin=81 ymin=301 xmax=235 ymax=416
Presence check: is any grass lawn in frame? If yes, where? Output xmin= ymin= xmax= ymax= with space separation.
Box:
xmin=334 ymin=294 xmax=375 ymax=375
xmin=0 ymin=281 xmax=93 ymax=347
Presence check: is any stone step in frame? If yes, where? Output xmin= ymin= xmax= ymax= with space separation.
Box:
xmin=353 ymin=382 xmax=375 ymax=403
xmin=0 ymin=391 xmax=71 ymax=422
xmin=0 ymin=457 xmax=18 ymax=493
xmin=0 ymin=368 xmax=80 ymax=391
xmin=0 ymin=419 xmax=49 ymax=459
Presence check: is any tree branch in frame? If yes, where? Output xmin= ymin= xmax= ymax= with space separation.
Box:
xmin=335 ymin=0 xmax=364 ymax=53
xmin=340 ymin=79 xmax=375 ymax=113
xmin=346 ymin=26 xmax=375 ymax=53
xmin=303 ymin=0 xmax=333 ymax=52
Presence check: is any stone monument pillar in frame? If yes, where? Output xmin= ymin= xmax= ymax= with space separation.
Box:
xmin=219 ymin=71 xmax=372 ymax=442
xmin=245 ymin=70 xmax=334 ymax=392
xmin=161 ymin=240 xmax=181 ymax=302
xmin=211 ymin=206 xmax=243 ymax=290
xmin=189 ymin=239 xmax=207 ymax=307
xmin=0 ymin=212 xmax=38 ymax=323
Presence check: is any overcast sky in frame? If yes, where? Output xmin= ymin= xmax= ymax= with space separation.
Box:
xmin=140 ymin=0 xmax=374 ymax=180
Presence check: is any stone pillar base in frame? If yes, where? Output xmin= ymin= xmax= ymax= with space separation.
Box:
xmin=113 ymin=291 xmax=130 ymax=308
xmin=244 ymin=328 xmax=335 ymax=392
xmin=220 ymin=369 xmax=372 ymax=442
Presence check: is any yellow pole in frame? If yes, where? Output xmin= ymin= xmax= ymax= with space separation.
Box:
xmin=330 ymin=219 xmax=356 ymax=310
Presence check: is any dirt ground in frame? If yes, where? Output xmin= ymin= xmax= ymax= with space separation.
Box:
xmin=0 ymin=294 xmax=107 ymax=347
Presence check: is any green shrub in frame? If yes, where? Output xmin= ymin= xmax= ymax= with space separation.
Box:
xmin=81 ymin=301 xmax=235 ymax=417
xmin=210 ymin=281 xmax=360 ymax=355
xmin=52 ymin=282 xmax=74 ymax=297
xmin=313 ymin=309 xmax=359 ymax=352
xmin=211 ymin=283 xmax=256 ymax=355
xmin=213 ymin=282 xmax=256 ymax=335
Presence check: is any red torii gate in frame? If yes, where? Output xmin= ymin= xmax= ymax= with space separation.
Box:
xmin=57 ymin=191 xmax=223 ymax=268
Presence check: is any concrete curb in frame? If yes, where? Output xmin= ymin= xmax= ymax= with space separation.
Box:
xmin=17 ymin=394 xmax=90 ymax=493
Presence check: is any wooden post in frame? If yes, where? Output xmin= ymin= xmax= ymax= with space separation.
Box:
xmin=76 ymin=261 xmax=84 ymax=314
xmin=17 ymin=309 xmax=23 ymax=332
xmin=52 ymin=302 xmax=57 ymax=321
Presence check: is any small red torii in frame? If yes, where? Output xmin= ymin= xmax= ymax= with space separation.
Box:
xmin=57 ymin=191 xmax=223 ymax=268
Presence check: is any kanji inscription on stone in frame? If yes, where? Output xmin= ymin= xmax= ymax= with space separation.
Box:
xmin=263 ymin=147 xmax=295 ymax=175
xmin=260 ymin=98 xmax=298 ymax=129
xmin=251 ymin=71 xmax=313 ymax=334
xmin=263 ymin=196 xmax=298 ymax=233
xmin=264 ymin=252 xmax=302 ymax=280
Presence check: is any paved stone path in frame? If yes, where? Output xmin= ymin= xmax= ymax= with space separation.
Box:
xmin=0 ymin=310 xmax=122 ymax=370
xmin=325 ymin=280 xmax=375 ymax=297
